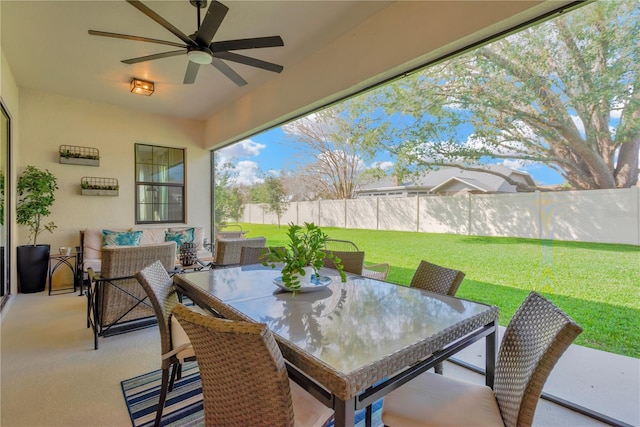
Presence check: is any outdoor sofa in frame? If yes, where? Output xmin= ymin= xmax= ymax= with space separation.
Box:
xmin=79 ymin=226 xmax=212 ymax=276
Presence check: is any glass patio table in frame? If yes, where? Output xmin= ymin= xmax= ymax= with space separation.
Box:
xmin=173 ymin=264 xmax=499 ymax=427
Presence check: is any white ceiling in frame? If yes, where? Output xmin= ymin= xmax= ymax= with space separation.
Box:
xmin=1 ymin=0 xmax=391 ymax=121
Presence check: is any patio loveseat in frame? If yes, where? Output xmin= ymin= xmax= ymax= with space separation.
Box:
xmin=79 ymin=226 xmax=212 ymax=276
xmin=87 ymin=242 xmax=177 ymax=349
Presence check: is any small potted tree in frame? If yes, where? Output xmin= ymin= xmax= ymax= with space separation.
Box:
xmin=264 ymin=222 xmax=346 ymax=292
xmin=16 ymin=165 xmax=58 ymax=293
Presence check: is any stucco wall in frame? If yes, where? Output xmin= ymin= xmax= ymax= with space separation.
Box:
xmin=418 ymin=196 xmax=469 ymax=235
xmin=298 ymin=201 xmax=320 ymax=225
xmin=346 ymin=198 xmax=377 ymax=230
xmin=471 ymin=192 xmax=540 ymax=238
xmin=540 ymin=189 xmax=639 ymax=243
xmin=16 ymin=89 xmax=211 ymax=261
xmin=243 ymin=188 xmax=640 ymax=246
xmin=320 ymin=200 xmax=345 ymax=228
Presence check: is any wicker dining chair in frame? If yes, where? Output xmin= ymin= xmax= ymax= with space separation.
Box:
xmin=240 ymin=246 xmax=287 ymax=265
xmin=239 ymin=246 xmax=269 ymax=265
xmin=134 ymin=261 xmax=197 ymax=427
xmin=410 ymin=260 xmax=466 ymax=296
xmin=409 ymin=260 xmax=466 ymax=374
xmin=322 ymin=249 xmax=365 ymax=275
xmin=324 ymin=239 xmax=390 ymax=280
xmin=172 ymin=304 xmax=334 ymax=427
xmin=212 ymin=236 xmax=267 ymax=267
xmin=382 ymin=291 xmax=582 ymax=427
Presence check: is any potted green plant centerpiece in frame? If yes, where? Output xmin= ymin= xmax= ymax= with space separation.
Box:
xmin=264 ymin=222 xmax=346 ymax=292
xmin=16 ymin=165 xmax=58 ymax=293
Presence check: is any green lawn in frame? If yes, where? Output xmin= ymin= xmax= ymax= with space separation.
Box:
xmin=233 ymin=223 xmax=640 ymax=358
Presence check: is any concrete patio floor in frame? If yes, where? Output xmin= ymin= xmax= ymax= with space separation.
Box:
xmin=1 ymin=292 xmax=638 ymax=426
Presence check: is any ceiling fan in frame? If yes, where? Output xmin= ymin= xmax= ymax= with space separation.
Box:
xmin=89 ymin=0 xmax=284 ymax=86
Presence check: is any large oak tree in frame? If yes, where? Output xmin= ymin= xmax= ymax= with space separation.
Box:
xmin=367 ymin=1 xmax=639 ymax=190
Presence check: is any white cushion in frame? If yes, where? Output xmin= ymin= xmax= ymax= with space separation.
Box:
xmin=381 ymin=372 xmax=504 ymax=427
xmin=139 ymin=228 xmax=169 ymax=246
xmin=82 ymin=229 xmax=103 ymax=260
xmin=82 ymin=258 xmax=102 ymax=274
xmin=290 ymin=379 xmax=334 ymax=427
xmin=170 ymin=315 xmax=195 ymax=362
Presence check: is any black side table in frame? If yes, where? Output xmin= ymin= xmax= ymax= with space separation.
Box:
xmin=49 ymin=253 xmax=78 ymax=295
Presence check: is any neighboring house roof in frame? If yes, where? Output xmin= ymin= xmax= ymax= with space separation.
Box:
xmin=430 ymin=176 xmax=493 ymax=193
xmin=356 ymin=166 xmax=535 ymax=197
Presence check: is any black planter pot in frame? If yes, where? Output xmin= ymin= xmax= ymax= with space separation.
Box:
xmin=17 ymin=244 xmax=50 ymax=293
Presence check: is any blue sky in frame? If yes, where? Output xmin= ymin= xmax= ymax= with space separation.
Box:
xmin=217 ymin=123 xmax=566 ymax=187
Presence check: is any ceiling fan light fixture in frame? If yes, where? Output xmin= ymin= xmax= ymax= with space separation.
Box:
xmin=187 ymin=48 xmax=213 ymax=65
xmin=130 ymin=78 xmax=154 ymax=96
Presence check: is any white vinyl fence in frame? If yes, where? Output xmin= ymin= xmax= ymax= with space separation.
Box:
xmin=240 ymin=188 xmax=640 ymax=245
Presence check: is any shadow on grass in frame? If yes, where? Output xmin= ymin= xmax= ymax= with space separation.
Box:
xmin=459 ymin=236 xmax=640 ymax=253
xmin=387 ymin=266 xmax=639 ymax=359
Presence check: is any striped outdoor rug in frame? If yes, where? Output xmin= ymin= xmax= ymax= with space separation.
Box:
xmin=121 ymin=361 xmax=383 ymax=426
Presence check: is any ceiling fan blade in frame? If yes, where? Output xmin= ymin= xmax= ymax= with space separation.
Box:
xmin=184 ymin=61 xmax=200 ymax=84
xmin=126 ymin=0 xmax=195 ymax=46
xmin=210 ymin=36 xmax=284 ymax=52
xmin=211 ymin=58 xmax=247 ymax=87
xmin=212 ymin=51 xmax=283 ymax=73
xmin=195 ymin=1 xmax=229 ymax=46
xmin=88 ymin=30 xmax=187 ymax=48
xmin=122 ymin=50 xmax=185 ymax=64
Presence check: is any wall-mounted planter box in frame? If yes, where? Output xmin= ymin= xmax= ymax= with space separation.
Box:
xmin=62 ymin=157 xmax=100 ymax=166
xmin=81 ymin=189 xmax=119 ymax=196
xmin=60 ymin=145 xmax=100 ymax=166
xmin=81 ymin=177 xmax=118 ymax=196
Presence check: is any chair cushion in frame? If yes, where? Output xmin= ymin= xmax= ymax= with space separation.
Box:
xmin=381 ymin=372 xmax=504 ymax=427
xmin=290 ymin=379 xmax=334 ymax=427
xmin=170 ymin=315 xmax=195 ymax=362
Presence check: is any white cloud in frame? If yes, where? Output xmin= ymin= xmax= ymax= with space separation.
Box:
xmin=500 ymin=159 xmax=530 ymax=170
xmin=370 ymin=161 xmax=394 ymax=171
xmin=217 ymin=139 xmax=265 ymax=164
xmin=230 ymin=160 xmax=263 ymax=186
xmin=465 ymin=121 xmax=538 ymax=157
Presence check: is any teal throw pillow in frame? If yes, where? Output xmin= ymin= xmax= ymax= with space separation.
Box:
xmin=165 ymin=228 xmax=195 ymax=253
xmin=102 ymin=229 xmax=143 ymax=247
